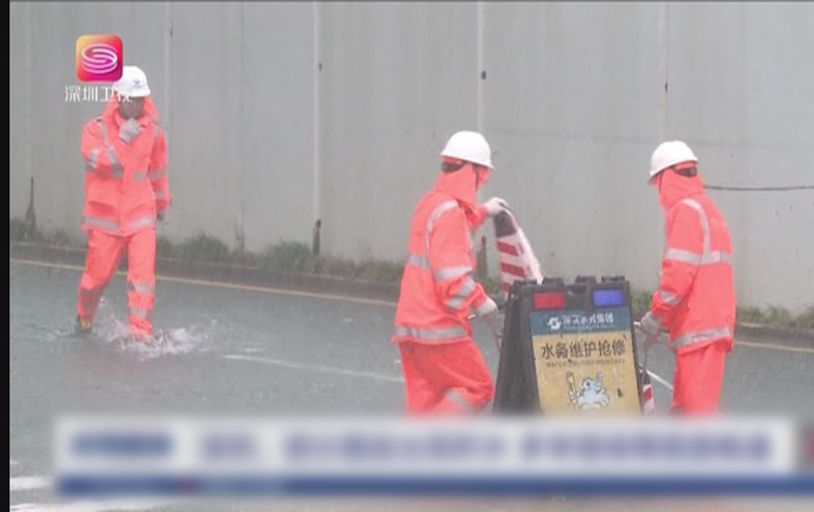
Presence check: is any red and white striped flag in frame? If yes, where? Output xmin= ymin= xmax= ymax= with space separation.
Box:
xmin=635 ymin=324 xmax=658 ymax=415
xmin=493 ymin=209 xmax=544 ymax=300
xmin=641 ymin=370 xmax=656 ymax=415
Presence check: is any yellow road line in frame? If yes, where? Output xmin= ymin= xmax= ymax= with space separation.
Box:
xmin=735 ymin=340 xmax=814 ymax=355
xmin=11 ymin=258 xmax=814 ymax=354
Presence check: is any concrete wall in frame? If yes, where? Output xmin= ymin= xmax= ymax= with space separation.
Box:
xmin=9 ymin=2 xmax=814 ymax=312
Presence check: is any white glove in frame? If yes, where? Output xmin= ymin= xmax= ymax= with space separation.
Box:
xmin=476 ymin=297 xmax=502 ymax=345
xmin=475 ymin=297 xmax=498 ymax=317
xmin=118 ymin=118 xmax=142 ymax=144
xmin=639 ymin=311 xmax=662 ymax=340
xmin=483 ymin=197 xmax=509 ymax=217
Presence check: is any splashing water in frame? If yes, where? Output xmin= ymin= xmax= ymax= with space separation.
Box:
xmin=118 ymin=323 xmax=216 ymax=360
xmin=109 ymin=322 xmax=218 ymax=361
xmin=66 ymin=298 xmax=219 ymax=360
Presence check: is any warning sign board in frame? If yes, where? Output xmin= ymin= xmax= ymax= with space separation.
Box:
xmin=493 ymin=277 xmax=643 ymax=415
xmin=530 ymin=307 xmax=640 ymax=414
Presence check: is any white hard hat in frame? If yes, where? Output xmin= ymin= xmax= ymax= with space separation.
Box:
xmin=113 ymin=66 xmax=151 ymax=98
xmin=441 ymin=131 xmax=494 ymax=170
xmin=649 ymin=140 xmax=697 ymax=181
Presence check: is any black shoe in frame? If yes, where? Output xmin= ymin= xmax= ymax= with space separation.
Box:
xmin=75 ymin=316 xmax=92 ymax=335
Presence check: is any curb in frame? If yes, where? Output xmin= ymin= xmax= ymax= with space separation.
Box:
xmin=10 ymin=241 xmax=400 ymax=304
xmin=734 ymin=322 xmax=814 ymax=345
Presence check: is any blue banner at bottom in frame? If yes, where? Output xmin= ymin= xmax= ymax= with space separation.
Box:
xmin=58 ymin=475 xmax=814 ymax=497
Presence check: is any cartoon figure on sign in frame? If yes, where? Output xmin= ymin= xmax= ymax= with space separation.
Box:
xmin=566 ymin=371 xmax=610 ymax=410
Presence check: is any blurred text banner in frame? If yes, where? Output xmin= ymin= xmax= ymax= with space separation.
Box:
xmin=55 ymin=416 xmax=814 ymax=496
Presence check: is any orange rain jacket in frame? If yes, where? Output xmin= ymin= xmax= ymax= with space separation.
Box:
xmin=393 ymin=164 xmax=493 ymax=345
xmin=80 ymin=96 xmax=170 ymax=236
xmin=650 ymin=169 xmax=735 ymax=354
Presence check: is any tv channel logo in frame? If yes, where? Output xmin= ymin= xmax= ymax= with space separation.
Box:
xmin=76 ymin=35 xmax=123 ymax=82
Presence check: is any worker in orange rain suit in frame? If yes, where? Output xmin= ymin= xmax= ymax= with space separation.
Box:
xmin=639 ymin=141 xmax=735 ymax=414
xmin=75 ymin=65 xmax=170 ymax=341
xmin=392 ymin=131 xmax=509 ymax=414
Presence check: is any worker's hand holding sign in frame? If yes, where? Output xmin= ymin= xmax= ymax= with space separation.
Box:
xmin=638 ymin=311 xmax=661 ymax=336
xmin=477 ymin=297 xmax=503 ymax=349
xmin=639 ymin=311 xmax=663 ymax=348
